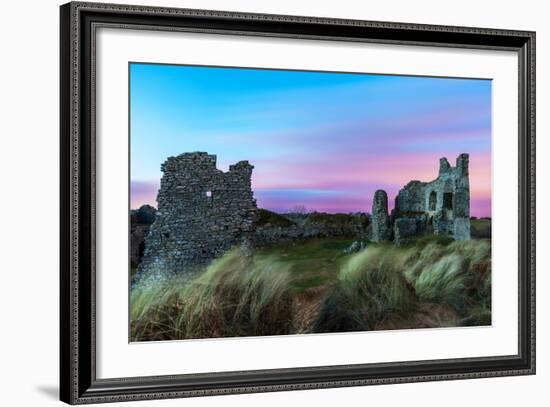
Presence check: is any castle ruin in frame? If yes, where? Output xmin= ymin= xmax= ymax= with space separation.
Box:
xmin=136 ymin=152 xmax=257 ymax=279
xmin=134 ymin=152 xmax=471 ymax=281
xmin=371 ymin=153 xmax=471 ymax=244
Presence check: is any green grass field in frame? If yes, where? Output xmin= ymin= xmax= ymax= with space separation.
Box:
xmin=131 ymin=232 xmax=491 ymax=342
xmin=255 ymin=237 xmax=356 ymax=292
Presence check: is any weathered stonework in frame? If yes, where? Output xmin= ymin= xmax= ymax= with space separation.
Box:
xmin=371 ymin=190 xmax=392 ymax=242
xmin=373 ymin=153 xmax=471 ymax=245
xmin=136 ymin=152 xmax=257 ymax=281
xmin=393 ymin=217 xmax=425 ymax=244
xmin=252 ymin=212 xmax=370 ymax=246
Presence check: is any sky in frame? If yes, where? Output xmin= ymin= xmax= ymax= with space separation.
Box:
xmin=130 ymin=63 xmax=492 ymax=217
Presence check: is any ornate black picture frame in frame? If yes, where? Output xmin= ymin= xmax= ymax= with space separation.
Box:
xmin=60 ymin=1 xmax=535 ymax=404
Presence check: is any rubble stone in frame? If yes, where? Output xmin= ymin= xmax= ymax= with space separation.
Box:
xmin=371 ymin=190 xmax=392 ymax=242
xmin=136 ymin=152 xmax=257 ymax=281
xmin=375 ymin=153 xmax=471 ymax=243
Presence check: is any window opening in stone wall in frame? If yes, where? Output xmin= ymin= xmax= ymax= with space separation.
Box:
xmin=443 ymin=192 xmax=453 ymax=210
xmin=429 ymin=191 xmax=436 ymax=211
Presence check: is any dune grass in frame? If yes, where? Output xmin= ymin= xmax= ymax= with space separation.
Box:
xmin=313 ymin=245 xmax=417 ymax=332
xmin=131 ymin=249 xmax=295 ymax=341
xmin=131 ymin=236 xmax=491 ymax=341
xmin=406 ymin=238 xmax=491 ymax=317
xmin=314 ymin=236 xmax=491 ymax=332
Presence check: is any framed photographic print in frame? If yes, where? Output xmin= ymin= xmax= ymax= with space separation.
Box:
xmin=60 ymin=1 xmax=536 ymax=404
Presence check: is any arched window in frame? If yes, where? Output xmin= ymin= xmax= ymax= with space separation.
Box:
xmin=429 ymin=191 xmax=436 ymax=211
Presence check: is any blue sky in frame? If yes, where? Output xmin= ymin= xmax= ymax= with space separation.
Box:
xmin=130 ymin=63 xmax=492 ymax=216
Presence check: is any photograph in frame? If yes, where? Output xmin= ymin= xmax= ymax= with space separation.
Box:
xmin=55 ymin=1 xmax=536 ymax=404
xmin=129 ymin=63 xmax=493 ymax=342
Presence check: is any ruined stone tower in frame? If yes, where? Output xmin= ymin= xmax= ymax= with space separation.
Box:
xmin=137 ymin=152 xmax=257 ymax=280
xmin=371 ymin=190 xmax=391 ymax=242
xmin=371 ymin=153 xmax=470 ymax=244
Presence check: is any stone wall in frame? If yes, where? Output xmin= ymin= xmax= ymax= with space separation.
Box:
xmin=136 ymin=152 xmax=257 ymax=281
xmin=393 ymin=217 xmax=423 ymax=245
xmin=394 ymin=181 xmax=427 ymax=215
xmin=373 ymin=153 xmax=471 ymax=244
xmin=425 ymin=153 xmax=470 ymax=240
xmin=252 ymin=212 xmax=370 ymax=246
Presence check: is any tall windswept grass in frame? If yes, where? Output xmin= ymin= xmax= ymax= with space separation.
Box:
xmin=131 ymin=236 xmax=492 ymax=340
xmin=405 ymin=239 xmax=491 ymax=323
xmin=313 ymin=245 xmax=418 ymax=333
xmin=313 ymin=237 xmax=491 ymax=333
xmin=131 ymin=248 xmax=294 ymax=341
